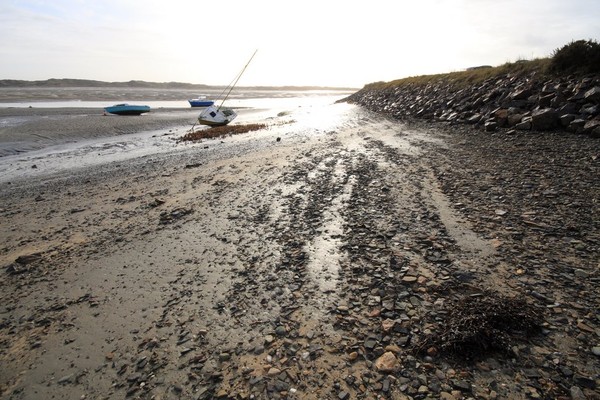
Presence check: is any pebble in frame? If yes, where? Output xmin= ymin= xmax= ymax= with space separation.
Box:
xmin=381 ymin=318 xmax=395 ymax=332
xmin=275 ymin=326 xmax=287 ymax=336
xmin=254 ymin=345 xmax=265 ymax=354
xmin=364 ymin=337 xmax=377 ymax=350
xmin=570 ymin=386 xmax=586 ymax=400
xmin=57 ymin=374 xmax=74 ymax=385
xmin=264 ymin=334 xmax=275 ymax=344
xmin=452 ymin=379 xmax=472 ymax=392
xmin=374 ymin=351 xmax=398 ymax=373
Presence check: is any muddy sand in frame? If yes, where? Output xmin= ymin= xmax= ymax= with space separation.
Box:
xmin=1 ymin=103 xmax=599 ymax=399
xmin=0 ymin=107 xmax=204 ymax=157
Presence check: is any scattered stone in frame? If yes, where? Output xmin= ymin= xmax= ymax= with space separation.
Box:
xmin=573 ymin=375 xmax=596 ymax=389
xmin=15 ymin=253 xmax=42 ymax=265
xmin=374 ymin=351 xmax=398 ymax=373
xmin=570 ymin=386 xmax=586 ymax=400
xmin=577 ymin=321 xmax=595 ymax=333
xmin=57 ymin=374 xmax=74 ymax=385
xmin=364 ymin=337 xmax=378 ymax=350
xmin=381 ymin=319 xmax=395 ymax=332
xmin=264 ymin=335 xmax=275 ymax=344
xmin=452 ymin=379 xmax=472 ymax=392
xmin=275 ymin=326 xmax=287 ymax=336
xmin=338 ymin=391 xmax=350 ymax=400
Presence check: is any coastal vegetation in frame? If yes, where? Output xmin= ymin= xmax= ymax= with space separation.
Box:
xmin=364 ymin=39 xmax=600 ymax=91
xmin=549 ymin=39 xmax=600 ymax=74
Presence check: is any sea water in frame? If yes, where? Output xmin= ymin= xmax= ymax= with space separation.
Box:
xmin=0 ymin=87 xmax=355 ymax=109
xmin=0 ymin=88 xmax=358 ymax=183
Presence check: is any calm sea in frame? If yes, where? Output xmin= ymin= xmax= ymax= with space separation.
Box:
xmin=0 ymin=87 xmax=355 ymax=109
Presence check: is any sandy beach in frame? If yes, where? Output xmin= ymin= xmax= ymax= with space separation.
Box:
xmin=1 ymin=99 xmax=599 ymax=399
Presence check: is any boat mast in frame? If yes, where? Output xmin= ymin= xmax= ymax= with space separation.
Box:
xmin=217 ymin=49 xmax=258 ymax=111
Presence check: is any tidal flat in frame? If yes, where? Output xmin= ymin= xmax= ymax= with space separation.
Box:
xmin=1 ymin=96 xmax=599 ymax=399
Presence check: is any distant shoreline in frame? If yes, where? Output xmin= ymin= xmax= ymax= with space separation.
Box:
xmin=0 ymin=78 xmax=359 ymax=92
xmin=0 ymin=85 xmax=356 ymax=103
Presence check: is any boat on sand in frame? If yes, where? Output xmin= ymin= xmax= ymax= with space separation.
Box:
xmin=104 ymin=104 xmax=150 ymax=116
xmin=188 ymin=97 xmax=215 ymax=107
xmin=198 ymin=105 xmax=237 ymax=126
xmin=198 ymin=50 xmax=257 ymax=127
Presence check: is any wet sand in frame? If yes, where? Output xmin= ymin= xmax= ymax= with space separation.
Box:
xmin=1 ymin=102 xmax=599 ymax=399
xmin=0 ymin=107 xmax=200 ymax=157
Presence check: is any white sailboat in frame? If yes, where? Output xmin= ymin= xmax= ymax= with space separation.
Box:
xmin=197 ymin=105 xmax=237 ymax=126
xmin=198 ymin=50 xmax=257 ymax=127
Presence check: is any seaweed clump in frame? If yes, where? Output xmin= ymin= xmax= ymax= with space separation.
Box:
xmin=179 ymin=124 xmax=267 ymax=142
xmin=180 ymin=123 xmax=267 ymax=142
xmin=418 ymin=291 xmax=544 ymax=360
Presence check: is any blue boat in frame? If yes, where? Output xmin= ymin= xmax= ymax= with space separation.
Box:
xmin=104 ymin=103 xmax=151 ymax=115
xmin=188 ymin=98 xmax=215 ymax=107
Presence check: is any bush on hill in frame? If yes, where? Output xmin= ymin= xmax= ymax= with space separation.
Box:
xmin=549 ymin=39 xmax=600 ymax=75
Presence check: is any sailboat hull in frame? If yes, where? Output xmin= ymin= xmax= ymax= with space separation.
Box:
xmin=198 ymin=105 xmax=237 ymax=127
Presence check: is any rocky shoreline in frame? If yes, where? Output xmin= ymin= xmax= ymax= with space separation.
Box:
xmin=343 ymin=71 xmax=600 ymax=137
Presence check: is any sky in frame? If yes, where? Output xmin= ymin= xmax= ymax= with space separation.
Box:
xmin=0 ymin=0 xmax=599 ymax=88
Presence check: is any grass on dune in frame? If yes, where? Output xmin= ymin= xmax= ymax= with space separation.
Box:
xmin=365 ymin=58 xmax=551 ymax=91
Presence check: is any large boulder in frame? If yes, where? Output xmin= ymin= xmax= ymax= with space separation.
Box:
xmin=493 ymin=108 xmax=509 ymax=127
xmin=538 ymin=93 xmax=555 ymax=108
xmin=485 ymin=121 xmax=497 ymax=132
xmin=508 ymin=112 xmax=526 ymax=127
xmin=511 ymin=87 xmax=532 ymax=100
xmin=467 ymin=114 xmax=482 ymax=124
xmin=584 ymin=86 xmax=600 ymax=103
xmin=557 ymin=102 xmax=581 ymax=114
xmin=541 ymin=83 xmax=558 ymax=94
xmin=568 ymin=119 xmax=587 ymax=133
xmin=516 ymin=117 xmax=532 ymax=130
xmin=583 ymin=119 xmax=600 ymax=134
xmin=581 ymin=104 xmax=599 ymax=116
xmin=531 ymin=108 xmax=558 ymax=130
xmin=559 ymin=114 xmax=577 ymax=127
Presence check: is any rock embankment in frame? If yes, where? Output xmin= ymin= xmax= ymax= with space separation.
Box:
xmin=343 ymin=72 xmax=600 ymax=136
